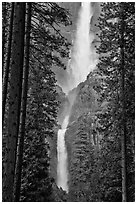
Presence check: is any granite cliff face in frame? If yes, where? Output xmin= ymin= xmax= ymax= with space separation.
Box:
xmin=50 ymin=2 xmax=101 ymax=193
xmin=54 ymin=70 xmax=100 ymax=192
xmin=50 ymin=69 xmax=100 ymax=186
xmin=53 ymin=2 xmax=100 ymax=93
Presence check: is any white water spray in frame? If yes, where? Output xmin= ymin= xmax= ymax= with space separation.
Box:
xmin=61 ymin=2 xmax=97 ymax=94
xmin=57 ymin=115 xmax=69 ymax=192
xmin=57 ymin=2 xmax=97 ymax=192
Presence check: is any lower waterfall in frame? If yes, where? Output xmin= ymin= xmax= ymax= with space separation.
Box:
xmin=56 ymin=1 xmax=96 ymax=193
xmin=57 ymin=115 xmax=69 ymax=192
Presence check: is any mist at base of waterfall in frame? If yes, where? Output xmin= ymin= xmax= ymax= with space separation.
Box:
xmin=56 ymin=2 xmax=97 ymax=193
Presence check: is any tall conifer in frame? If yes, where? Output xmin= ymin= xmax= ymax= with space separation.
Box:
xmin=3 ymin=3 xmax=26 ymax=201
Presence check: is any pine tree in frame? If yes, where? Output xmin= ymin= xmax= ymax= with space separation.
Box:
xmin=95 ymin=2 xmax=135 ymax=201
xmin=121 ymin=3 xmax=135 ymax=201
xmin=120 ymin=3 xmax=127 ymax=201
xmin=14 ymin=3 xmax=32 ymax=201
xmin=3 ymin=3 xmax=26 ymax=201
xmin=2 ymin=3 xmax=14 ymax=125
xmin=20 ymin=58 xmax=58 ymax=201
xmin=2 ymin=2 xmax=7 ymax=75
xmin=19 ymin=3 xmax=71 ymax=201
xmin=69 ymin=115 xmax=95 ymax=202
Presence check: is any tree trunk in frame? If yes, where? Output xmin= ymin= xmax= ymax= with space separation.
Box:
xmin=2 ymin=3 xmax=14 ymax=125
xmin=2 ymin=2 xmax=7 ymax=76
xmin=14 ymin=3 xmax=32 ymax=201
xmin=120 ymin=3 xmax=127 ymax=202
xmin=3 ymin=3 xmax=25 ymax=202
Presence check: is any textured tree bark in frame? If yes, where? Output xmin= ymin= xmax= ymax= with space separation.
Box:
xmin=120 ymin=3 xmax=127 ymax=202
xmin=2 ymin=3 xmax=14 ymax=125
xmin=2 ymin=2 xmax=7 ymax=76
xmin=14 ymin=3 xmax=32 ymax=201
xmin=3 ymin=3 xmax=25 ymax=202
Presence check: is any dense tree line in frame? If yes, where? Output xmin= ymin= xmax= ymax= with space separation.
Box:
xmin=2 ymin=2 xmax=134 ymax=202
xmin=67 ymin=2 xmax=134 ymax=202
xmin=69 ymin=114 xmax=97 ymax=202
xmin=95 ymin=2 xmax=135 ymax=201
xmin=2 ymin=2 xmax=71 ymax=202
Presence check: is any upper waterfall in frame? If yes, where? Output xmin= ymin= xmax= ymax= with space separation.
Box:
xmin=56 ymin=2 xmax=98 ymax=193
xmin=61 ymin=2 xmax=97 ymax=94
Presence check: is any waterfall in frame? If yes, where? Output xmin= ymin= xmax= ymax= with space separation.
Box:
xmin=59 ymin=2 xmax=97 ymax=94
xmin=57 ymin=115 xmax=69 ymax=192
xmin=57 ymin=2 xmax=97 ymax=192
xmin=69 ymin=2 xmax=94 ymax=87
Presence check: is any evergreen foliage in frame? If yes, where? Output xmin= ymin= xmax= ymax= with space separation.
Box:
xmin=65 ymin=2 xmax=134 ymax=202
xmin=94 ymin=2 xmax=135 ymax=201
xmin=2 ymin=2 xmax=71 ymax=202
xmin=2 ymin=2 xmax=134 ymax=202
xmin=20 ymin=2 xmax=71 ymax=202
xmin=69 ymin=115 xmax=95 ymax=202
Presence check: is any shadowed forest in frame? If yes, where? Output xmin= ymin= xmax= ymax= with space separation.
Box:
xmin=2 ymin=2 xmax=135 ymax=202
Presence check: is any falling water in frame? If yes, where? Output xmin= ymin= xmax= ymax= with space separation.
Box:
xmin=57 ymin=115 xmax=69 ymax=192
xmin=57 ymin=2 xmax=97 ymax=192
xmin=70 ymin=2 xmax=94 ymax=87
xmin=60 ymin=2 xmax=97 ymax=94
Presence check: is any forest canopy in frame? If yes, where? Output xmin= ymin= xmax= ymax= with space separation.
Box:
xmin=2 ymin=2 xmax=135 ymax=202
